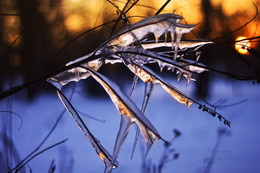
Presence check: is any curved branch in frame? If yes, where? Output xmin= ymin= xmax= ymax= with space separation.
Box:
xmin=212 ymin=3 xmax=258 ymax=41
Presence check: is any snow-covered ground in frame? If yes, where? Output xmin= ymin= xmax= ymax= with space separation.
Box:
xmin=2 ymin=78 xmax=260 ymax=173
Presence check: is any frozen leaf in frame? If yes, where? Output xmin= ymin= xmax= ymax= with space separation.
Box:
xmin=141 ymin=40 xmax=213 ymax=50
xmin=181 ymin=59 xmax=209 ymax=73
xmin=107 ymin=13 xmax=183 ymax=48
xmin=82 ymin=66 xmax=162 ymax=170
xmin=125 ymin=61 xmax=193 ymax=108
xmin=53 ymin=88 xmax=118 ymax=169
xmin=106 ymin=114 xmax=131 ymax=173
xmin=47 ymin=54 xmax=103 ymax=88
xmin=173 ymin=23 xmax=195 ymax=60
xmin=131 ymin=81 xmax=155 ymax=159
xmin=116 ymin=49 xmax=191 ymax=77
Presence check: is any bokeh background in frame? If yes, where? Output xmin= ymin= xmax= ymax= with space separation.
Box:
xmin=0 ymin=0 xmax=260 ymax=98
xmin=1 ymin=0 xmax=260 ymax=172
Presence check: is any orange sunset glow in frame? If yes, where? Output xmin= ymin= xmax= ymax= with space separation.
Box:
xmin=60 ymin=0 xmax=259 ymax=36
xmin=1 ymin=0 xmax=259 ymax=69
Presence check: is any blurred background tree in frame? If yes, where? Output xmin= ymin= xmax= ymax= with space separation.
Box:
xmin=0 ymin=0 xmax=259 ymax=99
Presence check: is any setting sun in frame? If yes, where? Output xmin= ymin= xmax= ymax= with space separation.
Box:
xmin=235 ymin=36 xmax=250 ymax=54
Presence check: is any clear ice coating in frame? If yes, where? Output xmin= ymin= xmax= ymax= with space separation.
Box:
xmin=47 ymin=13 xmax=204 ymax=90
xmin=125 ymin=62 xmax=193 ymax=107
xmin=106 ymin=13 xmax=183 ymax=48
xmin=55 ymin=89 xmax=118 ymax=169
xmin=47 ymin=54 xmax=103 ymax=89
xmin=141 ymin=40 xmax=213 ymax=50
xmin=131 ymin=81 xmax=155 ymax=159
xmin=44 ymin=12 xmax=222 ymax=172
xmin=84 ymin=66 xmax=162 ymax=172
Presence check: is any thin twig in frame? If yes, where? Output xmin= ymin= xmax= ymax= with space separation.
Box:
xmin=0 ymin=111 xmax=23 ymax=129
xmin=108 ymin=0 xmax=132 ymax=38
xmin=212 ymin=3 xmax=258 ymax=41
xmin=13 ymin=139 xmax=68 ymax=173
xmin=155 ymin=0 xmax=171 ymax=15
xmin=10 ymin=85 xmax=75 ymax=172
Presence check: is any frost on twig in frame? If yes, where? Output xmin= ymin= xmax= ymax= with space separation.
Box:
xmin=105 ymin=13 xmax=195 ymax=60
xmin=45 ymin=12 xmax=230 ymax=172
xmin=124 ymin=60 xmax=193 ymax=107
xmin=82 ymin=66 xmax=163 ymax=172
xmin=54 ymin=88 xmax=119 ymax=169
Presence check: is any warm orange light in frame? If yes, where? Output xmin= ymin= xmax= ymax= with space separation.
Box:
xmin=98 ymin=152 xmax=106 ymax=161
xmin=235 ymin=36 xmax=250 ymax=54
xmin=64 ymin=14 xmax=84 ymax=32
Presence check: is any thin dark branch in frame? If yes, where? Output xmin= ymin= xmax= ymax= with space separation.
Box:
xmin=212 ymin=3 xmax=258 ymax=41
xmin=204 ymin=98 xmax=248 ymax=109
xmin=116 ymin=50 xmax=256 ymax=81
xmin=1 ymin=33 xmax=22 ymax=59
xmin=0 ymin=52 xmax=101 ymax=100
xmin=49 ymin=83 xmax=118 ymax=168
xmin=0 ymin=15 xmax=181 ymax=99
xmin=0 ymin=111 xmax=23 ymax=129
xmin=93 ymin=0 xmax=106 ymax=27
xmin=155 ymin=0 xmax=171 ymax=15
xmin=204 ymin=128 xmax=230 ymax=173
xmin=51 ymin=20 xmax=117 ymax=61
xmin=13 ymin=139 xmax=68 ymax=173
xmin=10 ymin=85 xmax=75 ymax=172
xmin=124 ymin=0 xmax=139 ymax=13
xmin=76 ymin=109 xmax=106 ymax=123
xmin=48 ymin=160 xmax=56 ymax=173
xmin=108 ymin=0 xmax=132 ymax=38
xmin=113 ymin=0 xmax=158 ymax=12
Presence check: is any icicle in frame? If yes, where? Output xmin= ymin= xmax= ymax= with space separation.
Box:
xmin=53 ymin=89 xmax=118 ymax=169
xmin=174 ymin=33 xmax=180 ymax=60
xmin=185 ymin=65 xmax=208 ymax=73
xmin=177 ymin=72 xmax=182 ymax=82
xmin=84 ymin=66 xmax=162 ymax=162
xmin=131 ymin=126 xmax=140 ymax=160
xmin=171 ymin=66 xmax=175 ymax=72
xmin=131 ymin=81 xmax=155 ymax=159
xmin=126 ymin=62 xmax=193 ymax=108
xmin=129 ymin=75 xmax=139 ymax=97
xmin=183 ymin=73 xmax=196 ymax=83
xmin=158 ymin=61 xmax=165 ymax=72
xmin=106 ymin=114 xmax=131 ymax=173
xmin=186 ymin=75 xmax=191 ymax=86
xmin=47 ymin=54 xmax=103 ymax=89
xmin=181 ymin=59 xmax=209 ymax=73
xmin=196 ymin=51 xmax=201 ymax=61
xmin=141 ymin=82 xmax=155 ymax=113
xmin=170 ymin=30 xmax=175 ymax=50
xmin=173 ymin=24 xmax=195 ymax=60
xmin=107 ymin=13 xmax=183 ymax=48
xmin=154 ymin=34 xmax=159 ymax=43
xmin=141 ymin=40 xmax=212 ymax=50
